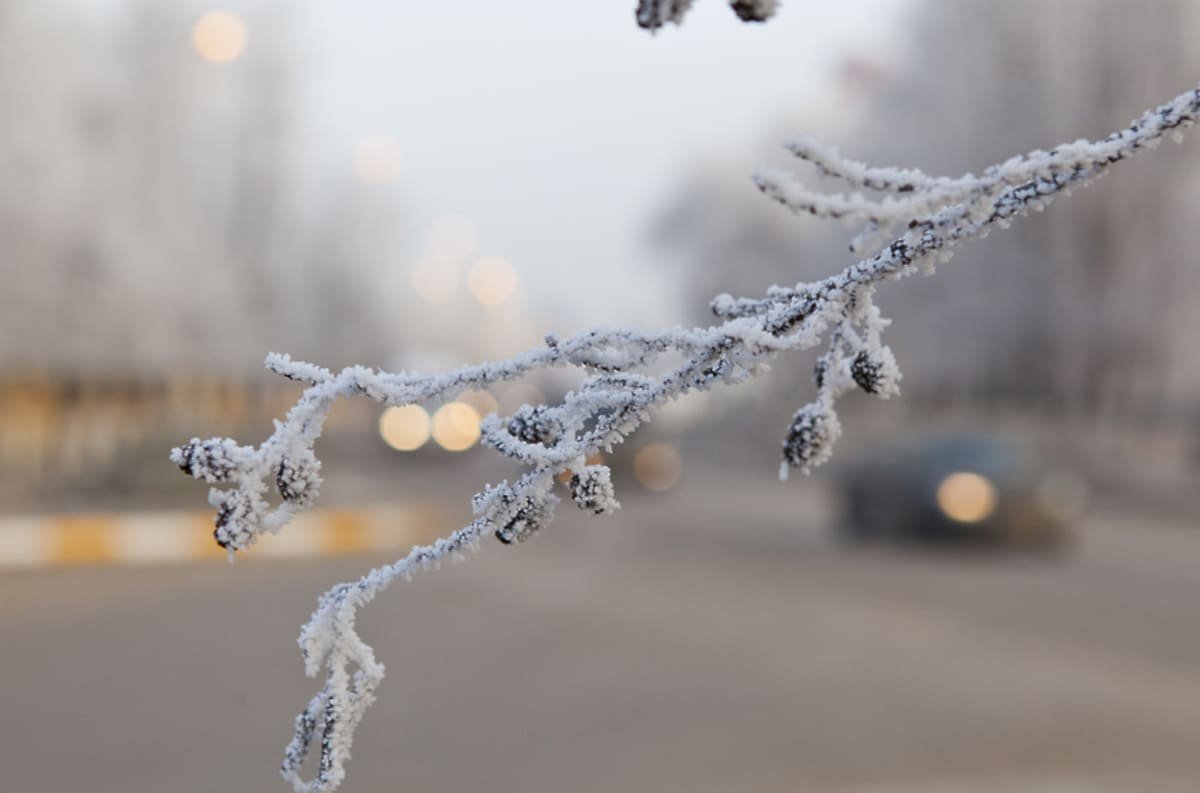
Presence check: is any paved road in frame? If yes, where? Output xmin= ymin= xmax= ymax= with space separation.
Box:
xmin=2 ymin=472 xmax=1199 ymax=793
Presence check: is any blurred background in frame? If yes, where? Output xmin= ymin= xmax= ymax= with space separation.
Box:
xmin=2 ymin=1 xmax=1199 ymax=791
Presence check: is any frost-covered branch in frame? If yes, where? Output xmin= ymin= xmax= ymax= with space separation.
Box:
xmin=635 ymin=0 xmax=779 ymax=31
xmin=173 ymin=84 xmax=1200 ymax=792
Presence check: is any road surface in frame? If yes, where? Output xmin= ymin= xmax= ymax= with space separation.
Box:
xmin=2 ymin=470 xmax=1199 ymax=793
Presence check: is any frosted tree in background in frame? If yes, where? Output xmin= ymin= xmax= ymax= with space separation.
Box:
xmin=635 ymin=0 xmax=780 ymax=29
xmin=854 ymin=0 xmax=1200 ymax=417
xmin=653 ymin=0 xmax=1200 ymax=467
xmin=0 ymin=1 xmax=403 ymax=378
xmin=173 ymin=5 xmax=1200 ymax=792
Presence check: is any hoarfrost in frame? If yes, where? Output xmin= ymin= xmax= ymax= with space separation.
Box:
xmin=173 ymin=73 xmax=1200 ymax=793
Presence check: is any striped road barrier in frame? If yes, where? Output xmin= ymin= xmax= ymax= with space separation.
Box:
xmin=0 ymin=504 xmax=451 ymax=568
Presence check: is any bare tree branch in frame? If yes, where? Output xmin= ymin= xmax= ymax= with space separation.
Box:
xmin=173 ymin=80 xmax=1199 ymax=793
xmin=636 ymin=0 xmax=779 ymax=30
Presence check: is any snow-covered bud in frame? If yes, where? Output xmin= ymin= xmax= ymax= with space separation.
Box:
xmin=171 ymin=437 xmax=244 ymax=483
xmin=636 ymin=0 xmax=695 ymax=30
xmin=782 ymin=401 xmax=842 ymax=474
xmin=730 ymin=0 xmax=778 ymax=22
xmin=494 ymin=492 xmax=559 ymax=545
xmin=506 ymin=404 xmax=563 ymax=446
xmin=850 ymin=346 xmax=901 ymax=398
xmin=212 ymin=489 xmax=257 ymax=551
xmin=569 ymin=465 xmax=620 ymax=515
xmin=171 ymin=81 xmax=1200 ymax=793
xmin=277 ymin=451 xmax=322 ymax=507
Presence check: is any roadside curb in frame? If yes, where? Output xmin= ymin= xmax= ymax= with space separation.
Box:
xmin=0 ymin=504 xmax=451 ymax=568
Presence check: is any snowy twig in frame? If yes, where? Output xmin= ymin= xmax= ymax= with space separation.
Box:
xmin=172 ymin=84 xmax=1200 ymax=792
xmin=635 ymin=0 xmax=780 ymax=31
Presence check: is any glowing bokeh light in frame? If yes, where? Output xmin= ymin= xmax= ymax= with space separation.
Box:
xmin=936 ymin=472 xmax=998 ymax=523
xmin=454 ymin=389 xmax=499 ymax=418
xmin=191 ymin=11 xmax=248 ymax=64
xmin=432 ymin=402 xmax=481 ymax=451
xmin=353 ymin=136 xmax=403 ymax=185
xmin=429 ymin=215 xmax=477 ymax=261
xmin=467 ymin=256 xmax=518 ymax=305
xmin=378 ymin=405 xmax=430 ymax=451
xmin=410 ymin=257 xmax=459 ymax=303
xmin=633 ymin=444 xmax=682 ymax=491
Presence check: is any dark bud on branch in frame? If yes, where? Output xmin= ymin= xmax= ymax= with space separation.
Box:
xmin=507 ymin=404 xmax=563 ymax=446
xmin=213 ymin=490 xmax=255 ymax=551
xmin=277 ymin=451 xmax=322 ymax=507
xmin=782 ymin=402 xmax=841 ymax=474
xmin=850 ymin=346 xmax=900 ymax=398
xmin=729 ymin=0 xmax=778 ymax=22
xmin=494 ymin=493 xmax=559 ymax=545
xmin=171 ymin=437 xmax=243 ymax=483
xmin=569 ymin=465 xmax=620 ymax=515
xmin=635 ymin=0 xmax=695 ymax=30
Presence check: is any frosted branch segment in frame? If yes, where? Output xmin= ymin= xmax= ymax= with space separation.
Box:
xmin=172 ymin=84 xmax=1200 ymax=792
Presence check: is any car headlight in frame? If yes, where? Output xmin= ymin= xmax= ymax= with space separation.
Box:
xmin=936 ymin=471 xmax=997 ymax=523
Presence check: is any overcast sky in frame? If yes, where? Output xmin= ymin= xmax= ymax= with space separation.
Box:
xmin=289 ymin=1 xmax=911 ymax=333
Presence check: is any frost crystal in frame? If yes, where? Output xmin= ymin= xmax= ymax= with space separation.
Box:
xmin=172 ymin=81 xmax=1200 ymax=793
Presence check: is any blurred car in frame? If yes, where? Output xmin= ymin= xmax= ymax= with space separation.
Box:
xmin=834 ymin=433 xmax=1084 ymax=550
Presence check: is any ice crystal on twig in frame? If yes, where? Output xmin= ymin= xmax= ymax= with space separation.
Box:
xmin=174 ymin=84 xmax=1200 ymax=792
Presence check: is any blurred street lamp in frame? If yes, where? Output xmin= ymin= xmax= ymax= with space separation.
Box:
xmin=467 ymin=256 xmax=517 ymax=306
xmin=633 ymin=443 xmax=682 ymax=491
xmin=192 ymin=11 xmax=247 ymax=64
xmin=353 ymin=136 xmax=403 ymax=185
xmin=431 ymin=402 xmax=481 ymax=451
xmin=379 ymin=405 xmax=430 ymax=451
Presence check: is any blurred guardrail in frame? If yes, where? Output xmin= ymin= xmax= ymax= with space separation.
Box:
xmin=0 ymin=373 xmax=376 ymax=486
xmin=0 ymin=504 xmax=450 ymax=568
